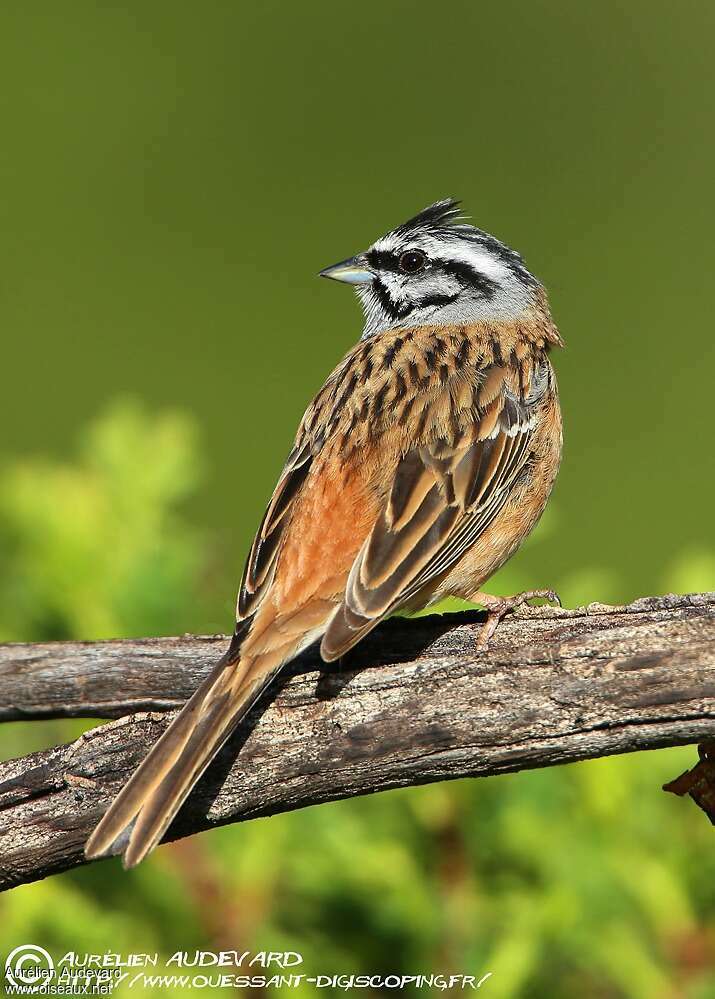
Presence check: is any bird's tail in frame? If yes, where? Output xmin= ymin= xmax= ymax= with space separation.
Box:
xmin=85 ymin=629 xmax=294 ymax=869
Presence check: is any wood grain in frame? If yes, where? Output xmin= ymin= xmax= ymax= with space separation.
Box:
xmin=0 ymin=592 xmax=713 ymax=891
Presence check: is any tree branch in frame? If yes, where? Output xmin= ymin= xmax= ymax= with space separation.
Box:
xmin=0 ymin=592 xmax=714 ymax=891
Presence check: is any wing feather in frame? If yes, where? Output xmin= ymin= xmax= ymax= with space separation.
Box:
xmin=237 ymin=442 xmax=313 ymax=619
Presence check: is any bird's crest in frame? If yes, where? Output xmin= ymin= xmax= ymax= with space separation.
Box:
xmin=393 ymin=198 xmax=466 ymax=235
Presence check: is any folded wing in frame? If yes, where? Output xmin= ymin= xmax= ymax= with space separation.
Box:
xmin=321 ymin=362 xmax=547 ymax=659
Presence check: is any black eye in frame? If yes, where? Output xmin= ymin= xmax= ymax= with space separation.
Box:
xmin=398 ymin=249 xmax=427 ymax=274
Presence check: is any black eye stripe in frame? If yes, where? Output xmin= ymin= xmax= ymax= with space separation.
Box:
xmin=366 ymin=249 xmax=498 ymax=296
xmin=437 ymin=259 xmax=498 ymax=297
xmin=366 ymin=248 xmax=430 ymax=274
xmin=366 ymin=249 xmax=401 ymax=272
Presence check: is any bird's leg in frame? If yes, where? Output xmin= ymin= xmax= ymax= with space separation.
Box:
xmin=468 ymin=588 xmax=561 ymax=650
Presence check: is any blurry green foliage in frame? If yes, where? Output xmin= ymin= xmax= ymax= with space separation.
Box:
xmin=0 ymin=399 xmax=205 ymax=643
xmin=0 ymin=402 xmax=713 ymax=999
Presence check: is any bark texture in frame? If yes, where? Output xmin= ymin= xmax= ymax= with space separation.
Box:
xmin=0 ymin=592 xmax=714 ymax=891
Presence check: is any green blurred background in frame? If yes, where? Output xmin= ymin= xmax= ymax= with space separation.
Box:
xmin=1 ymin=1 xmax=714 ymax=996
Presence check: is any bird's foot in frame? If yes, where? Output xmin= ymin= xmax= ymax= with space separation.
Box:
xmin=471 ymin=588 xmax=561 ymax=650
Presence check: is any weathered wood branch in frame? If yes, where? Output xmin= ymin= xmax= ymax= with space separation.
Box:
xmin=0 ymin=592 xmax=714 ymax=891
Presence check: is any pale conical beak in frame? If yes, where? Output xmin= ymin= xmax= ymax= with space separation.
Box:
xmin=319 ymin=255 xmax=374 ymax=285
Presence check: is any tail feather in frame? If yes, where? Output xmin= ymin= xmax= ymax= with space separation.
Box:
xmin=85 ymin=644 xmax=283 ymax=868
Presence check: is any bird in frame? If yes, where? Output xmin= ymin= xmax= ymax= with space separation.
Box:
xmin=85 ymin=198 xmax=564 ymax=868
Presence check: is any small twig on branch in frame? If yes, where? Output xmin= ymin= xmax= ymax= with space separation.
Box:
xmin=0 ymin=592 xmax=714 ymax=891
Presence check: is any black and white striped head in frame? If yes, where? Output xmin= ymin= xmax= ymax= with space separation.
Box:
xmin=320 ymin=199 xmax=540 ymax=338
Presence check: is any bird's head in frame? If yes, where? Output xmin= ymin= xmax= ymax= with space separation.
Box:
xmin=320 ymin=199 xmax=541 ymax=339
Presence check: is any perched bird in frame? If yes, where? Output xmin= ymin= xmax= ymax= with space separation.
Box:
xmin=85 ymin=199 xmax=563 ymax=868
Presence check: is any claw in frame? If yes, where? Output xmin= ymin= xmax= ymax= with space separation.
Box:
xmin=475 ymin=588 xmax=561 ymax=650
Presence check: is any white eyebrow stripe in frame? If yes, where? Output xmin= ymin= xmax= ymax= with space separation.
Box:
xmin=372 ymin=234 xmax=511 ymax=283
